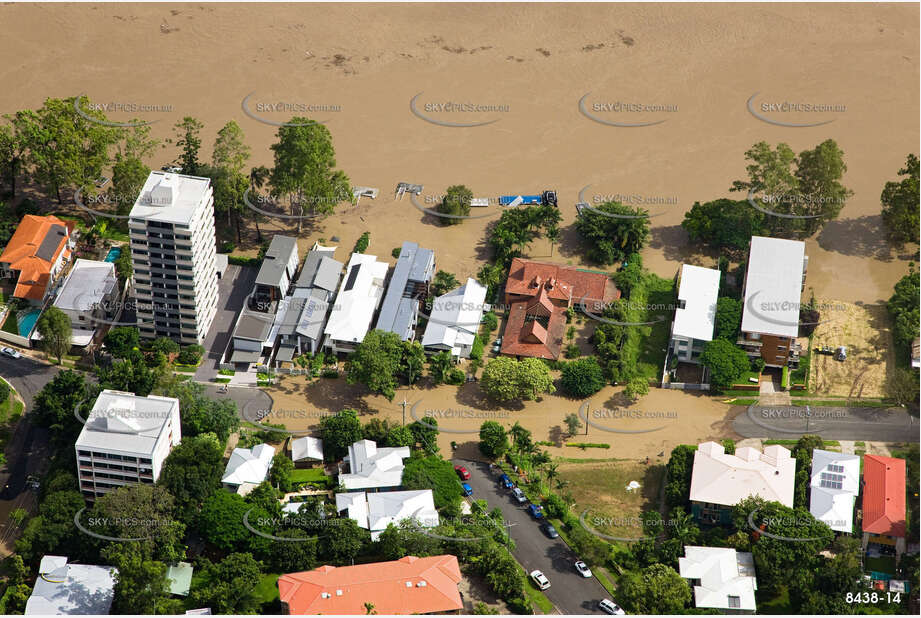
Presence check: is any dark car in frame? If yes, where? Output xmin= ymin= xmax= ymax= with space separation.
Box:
xmin=454 ymin=465 xmax=471 ymax=480
xmin=528 ymin=503 xmax=544 ymax=519
xmin=542 ymin=522 xmax=559 ymax=539
xmin=498 ymin=473 xmax=514 ymax=489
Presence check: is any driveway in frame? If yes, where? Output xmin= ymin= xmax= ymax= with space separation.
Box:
xmin=200 ymin=383 xmax=273 ymax=424
xmin=733 ymin=404 xmax=919 ymax=442
xmin=195 ymin=264 xmax=257 ymax=383
xmin=455 ymin=458 xmax=613 ymax=615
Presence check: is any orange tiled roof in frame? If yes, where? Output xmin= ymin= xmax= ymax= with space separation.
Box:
xmin=278 ymin=555 xmax=463 ymax=615
xmin=0 ymin=215 xmax=73 ymax=300
xmin=862 ymin=455 xmax=906 ymax=537
xmin=504 ymin=257 xmax=618 ymax=305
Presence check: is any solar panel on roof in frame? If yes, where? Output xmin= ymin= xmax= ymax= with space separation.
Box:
xmin=828 ymin=464 xmax=845 ymax=473
xmin=344 ymin=264 xmax=360 ymax=291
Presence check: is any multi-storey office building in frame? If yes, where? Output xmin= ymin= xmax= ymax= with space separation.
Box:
xmin=129 ymin=171 xmax=218 ymax=344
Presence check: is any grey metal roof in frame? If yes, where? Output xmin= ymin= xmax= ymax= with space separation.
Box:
xmin=296 ymin=295 xmax=330 ymax=341
xmin=313 ymin=256 xmax=343 ymax=292
xmin=275 ymin=345 xmax=296 ymax=362
xmin=255 ymin=236 xmax=298 ymax=288
xmin=265 ymin=235 xmax=298 ymax=262
xmin=35 ymin=224 xmax=67 ymax=261
xmin=296 ymin=247 xmax=335 ymax=287
xmin=230 ymin=349 xmax=261 ymax=364
xmin=233 ymin=309 xmax=273 ymax=341
xmin=375 ymin=241 xmax=433 ymax=338
xmin=277 ymin=297 xmax=304 ymax=336
xmin=54 ymin=259 xmax=116 ymax=312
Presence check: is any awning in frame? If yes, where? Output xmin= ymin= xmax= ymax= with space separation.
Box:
xmin=229 ymin=349 xmax=260 ymax=364
xmin=276 ymin=345 xmax=296 ymax=362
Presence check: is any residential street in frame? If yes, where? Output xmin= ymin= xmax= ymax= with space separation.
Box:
xmin=455 ymin=458 xmax=614 ymax=615
xmin=733 ymin=404 xmax=919 ymax=442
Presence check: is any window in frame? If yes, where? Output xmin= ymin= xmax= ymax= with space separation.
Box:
xmin=727 ymin=596 xmax=741 ymax=609
xmin=750 ymin=333 xmax=760 ymax=340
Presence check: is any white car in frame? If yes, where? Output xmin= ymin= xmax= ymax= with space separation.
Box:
xmin=511 ymin=487 xmax=527 ymax=503
xmin=1 ymin=347 xmax=22 ymax=359
xmin=574 ymin=560 xmax=592 ymax=578
xmin=598 ymin=599 xmax=625 ymax=615
xmin=529 ymin=570 xmax=551 ymax=591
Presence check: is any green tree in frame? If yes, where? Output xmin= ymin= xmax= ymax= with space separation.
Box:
xmin=267 ymin=529 xmax=318 ymax=573
xmin=428 ymin=350 xmax=455 ymax=384
xmin=560 ymin=357 xmax=605 ymax=397
xmin=574 ymin=201 xmax=650 ymax=265
xmin=212 ymin=120 xmax=251 ymax=175
xmin=319 ymin=409 xmax=363 ymax=460
xmin=346 ymin=329 xmax=402 ymax=400
xmin=616 ymin=563 xmax=691 ymax=614
xmin=322 ymin=518 xmax=369 ymax=564
xmin=269 ymin=452 xmax=295 ymax=492
xmin=881 ymin=153 xmax=920 ymax=246
xmin=197 ymin=491 xmax=261 ymax=553
xmin=108 ymin=552 xmax=174 ymax=615
xmin=91 ymin=483 xmax=186 ymax=563
xmin=158 ymin=377 xmax=239 ymax=442
xmin=714 ymin=297 xmax=742 ymax=340
xmin=173 ymin=116 xmax=204 ymax=175
xmin=158 ymin=433 xmax=224 ymax=520
xmin=436 ymin=185 xmax=473 ymax=225
xmin=30 ymin=370 xmax=88 ymax=441
xmin=664 ymin=444 xmax=697 ymax=509
xmin=384 ymin=425 xmax=415 ymax=448
xmin=96 ymin=354 xmax=157 ymax=396
xmin=402 ymin=455 xmax=462 ymax=512
xmin=476 ymin=263 xmax=504 ymax=299
xmin=376 ymin=520 xmax=443 ymax=561
xmin=794 ymin=139 xmax=852 ymax=236
xmin=269 ymin=118 xmax=350 ymax=232
xmin=682 ymin=198 xmax=766 ymax=255
xmin=400 ymin=339 xmax=426 ymax=386
xmin=888 ymin=263 xmax=920 ymax=352
xmin=478 ymin=421 xmax=509 ymax=459
xmin=563 ymin=412 xmax=583 ymax=437
xmin=730 ymin=141 xmax=799 ymax=237
xmin=35 ymin=305 xmax=71 ymax=363
xmin=149 ymin=336 xmax=180 ymax=357
xmin=431 ymin=270 xmax=460 ymax=297
xmin=700 ymin=338 xmax=750 ymax=391
xmin=623 ymin=376 xmax=649 ymax=401
xmin=407 ymin=418 xmax=439 ymax=454
xmin=109 ymin=154 xmax=149 ymax=217
xmin=104 ymin=326 xmax=140 ymax=358
xmin=188 ymin=553 xmax=263 ymax=614
xmin=481 ymin=357 xmax=554 ymax=402
xmin=0 ymin=117 xmax=27 ymax=198
xmin=114 ymin=248 xmax=133 ymax=284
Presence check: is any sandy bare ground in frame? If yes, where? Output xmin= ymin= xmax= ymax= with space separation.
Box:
xmin=0 ymin=2 xmax=917 ymax=305
xmin=808 ymin=300 xmax=895 ymax=398
xmin=264 ymin=374 xmax=739 ymax=461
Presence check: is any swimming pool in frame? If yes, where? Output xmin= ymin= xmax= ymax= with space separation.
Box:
xmin=18 ymin=309 xmax=40 ymax=337
xmin=104 ymin=247 xmax=122 ymax=263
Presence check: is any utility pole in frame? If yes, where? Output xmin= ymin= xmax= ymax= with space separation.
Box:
xmin=400 ymin=399 xmax=409 ymax=426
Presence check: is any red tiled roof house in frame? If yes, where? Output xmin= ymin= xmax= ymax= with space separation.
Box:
xmin=861 ymin=455 xmax=907 ymax=561
xmin=500 ymin=258 xmax=619 ymax=359
xmin=0 ymin=215 xmax=75 ymax=303
xmin=278 ymin=555 xmax=463 ymax=615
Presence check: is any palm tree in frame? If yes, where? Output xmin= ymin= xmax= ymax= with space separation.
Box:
xmin=364 ymin=602 xmax=376 ymax=615
xmin=546 ymin=462 xmax=559 ymax=488
xmin=248 ymin=165 xmax=270 ymax=241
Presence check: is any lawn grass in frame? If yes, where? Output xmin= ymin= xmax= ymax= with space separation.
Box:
xmin=593 ymin=567 xmax=618 ymax=597
xmin=290 ymin=468 xmax=331 ymax=484
xmin=632 ymin=273 xmax=675 ymax=380
xmin=253 ymin=572 xmax=281 ymax=606
xmin=763 ymin=439 xmax=840 ymax=448
xmin=790 ymin=398 xmax=893 ymax=408
xmin=174 ymin=365 xmax=198 ymax=373
xmin=521 ymin=567 xmax=555 ymax=614
xmin=757 ymin=586 xmax=793 ymax=614
xmin=1 ymin=312 xmax=19 ymax=334
xmin=733 ymin=370 xmax=762 ymax=387
xmin=864 ymin=555 xmax=898 ymax=575
xmin=724 ymin=397 xmax=759 ymax=405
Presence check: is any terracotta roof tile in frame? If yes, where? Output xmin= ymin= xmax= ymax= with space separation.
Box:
xmin=862 ymin=455 xmax=906 ymax=537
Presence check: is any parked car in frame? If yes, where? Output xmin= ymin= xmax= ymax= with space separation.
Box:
xmin=94 ymin=176 xmax=110 ymax=188
xmin=529 ymin=570 xmax=551 ymax=591
xmin=492 ymin=337 xmax=503 ymax=353
xmin=835 ymin=346 xmax=847 ymax=361
xmin=461 ymin=483 xmax=473 ymax=496
xmin=542 ymin=522 xmax=559 ymax=539
xmin=498 ymin=473 xmax=514 ymax=489
xmin=161 ymin=165 xmax=182 ymax=173
xmin=527 ymin=503 xmax=544 ymax=519
xmin=598 ymin=599 xmax=625 ymax=615
xmin=511 ymin=487 xmax=527 ymax=503
xmin=454 ymin=465 xmax=471 ymax=480
xmin=574 ymin=560 xmax=592 ymax=578
xmin=1 ymin=347 xmax=22 ymax=359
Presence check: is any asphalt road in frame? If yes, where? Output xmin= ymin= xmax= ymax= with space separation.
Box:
xmin=200 ymin=383 xmax=273 ymax=423
xmin=734 ymin=404 xmax=919 ymax=442
xmin=455 ymin=458 xmax=614 ymax=615
xmin=0 ymin=354 xmax=59 ymax=500
xmin=195 ymin=264 xmax=258 ymax=382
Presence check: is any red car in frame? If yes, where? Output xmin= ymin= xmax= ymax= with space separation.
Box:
xmin=454 ymin=465 xmax=471 ymax=480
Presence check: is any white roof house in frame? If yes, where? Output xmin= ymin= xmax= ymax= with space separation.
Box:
xmin=323 ymin=253 xmax=389 ymax=350
xmin=336 ymin=490 xmax=439 ymax=541
xmin=25 ymin=555 xmax=117 ymax=615
xmin=421 ymin=278 xmax=488 ymax=357
xmin=741 ymin=236 xmax=807 ymax=338
xmin=339 ymin=439 xmax=411 ymax=490
xmin=291 ymin=436 xmax=324 ymax=462
xmin=53 ymin=258 xmax=117 ymax=313
xmin=689 ymin=442 xmax=795 ymax=508
xmin=673 ymin=265 xmax=720 ymax=342
xmin=809 ymin=449 xmax=860 ymax=533
xmin=679 ymin=546 xmax=757 ymax=612
xmin=129 ymin=172 xmax=213 ymax=226
xmin=222 ymin=443 xmax=275 ymax=495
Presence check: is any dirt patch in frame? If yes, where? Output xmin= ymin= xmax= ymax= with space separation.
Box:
xmin=457 ymin=570 xmax=509 ymax=614
xmin=808 ymin=300 xmax=894 ymax=398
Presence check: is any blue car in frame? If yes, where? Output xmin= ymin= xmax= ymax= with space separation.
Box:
xmin=461 ymin=483 xmax=473 ymax=496
xmin=498 ymin=474 xmax=514 ymax=489
xmin=528 ymin=504 xmax=544 ymax=519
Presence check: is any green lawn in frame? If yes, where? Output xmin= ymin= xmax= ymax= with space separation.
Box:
xmin=757 ymin=586 xmax=793 ymax=614
xmin=1 ymin=312 xmax=18 ymax=335
xmin=764 ymin=439 xmax=840 ymax=448
xmin=633 ymin=274 xmax=675 ymax=380
xmin=254 ymin=572 xmax=281 ymax=607
xmin=865 ymin=555 xmax=898 ymax=575
xmin=290 ymin=468 xmax=331 ymax=484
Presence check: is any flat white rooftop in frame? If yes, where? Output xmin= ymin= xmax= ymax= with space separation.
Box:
xmin=324 ymin=253 xmax=388 ymax=344
xmin=129 ymin=171 xmax=212 ymax=226
xmin=741 ymin=236 xmax=806 ymax=338
xmin=54 ymin=259 xmax=116 ymax=312
xmin=75 ymin=390 xmax=179 ymax=456
xmin=673 ymin=264 xmax=720 ymax=342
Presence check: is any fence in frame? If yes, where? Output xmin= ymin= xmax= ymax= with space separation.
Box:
xmin=663 ymin=382 xmax=710 ymax=391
